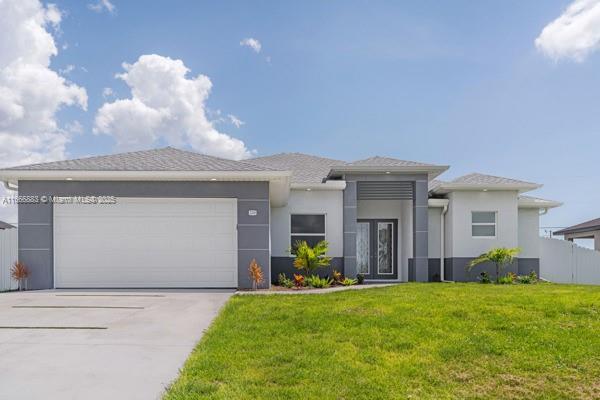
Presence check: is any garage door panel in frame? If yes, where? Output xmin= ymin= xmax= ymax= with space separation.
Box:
xmin=55 ymin=216 xmax=236 ymax=237
xmin=54 ymin=198 xmax=238 ymax=288
xmin=56 ymin=251 xmax=237 ymax=270
xmin=54 ymin=234 xmax=235 ymax=254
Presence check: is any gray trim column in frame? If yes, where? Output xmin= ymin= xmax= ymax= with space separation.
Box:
xmin=413 ymin=179 xmax=429 ymax=282
xmin=343 ymin=180 xmax=358 ymax=278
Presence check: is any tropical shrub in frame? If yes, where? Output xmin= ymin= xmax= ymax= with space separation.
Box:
xmin=479 ymin=271 xmax=492 ymax=284
xmin=277 ymin=273 xmax=294 ymax=288
xmin=341 ymin=278 xmax=357 ymax=286
xmin=248 ymin=259 xmax=264 ymax=290
xmin=498 ymin=274 xmax=514 ymax=284
xmin=293 ymin=274 xmax=306 ymax=288
xmin=468 ymin=247 xmax=521 ymax=283
xmin=293 ymin=240 xmax=332 ymax=275
xmin=517 ymin=271 xmax=538 ymax=284
xmin=332 ymin=270 xmax=343 ymax=283
xmin=11 ymin=261 xmax=29 ymax=291
xmin=305 ymin=275 xmax=333 ymax=288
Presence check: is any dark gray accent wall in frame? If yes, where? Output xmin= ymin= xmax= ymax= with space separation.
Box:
xmin=443 ymin=257 xmax=539 ymax=282
xmin=271 ymin=257 xmax=344 ymax=283
xmin=18 ymin=180 xmax=270 ymax=290
xmin=343 ymin=172 xmax=429 ymax=282
xmin=342 ymin=181 xmax=358 ymax=278
xmin=517 ymin=258 xmax=540 ymax=276
xmin=413 ymin=178 xmax=429 ymax=282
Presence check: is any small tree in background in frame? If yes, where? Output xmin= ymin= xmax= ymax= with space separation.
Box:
xmin=468 ymin=247 xmax=521 ymax=284
xmin=248 ymin=259 xmax=264 ymax=290
xmin=11 ymin=261 xmax=29 ymax=291
xmin=293 ymin=240 xmax=332 ymax=276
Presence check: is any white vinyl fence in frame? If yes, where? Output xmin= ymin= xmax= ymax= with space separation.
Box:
xmin=540 ymin=237 xmax=600 ymax=285
xmin=0 ymin=228 xmax=18 ymax=291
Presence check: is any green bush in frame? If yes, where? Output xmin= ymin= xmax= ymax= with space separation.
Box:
xmin=479 ymin=271 xmax=492 ymax=284
xmin=305 ymin=275 xmax=333 ymax=288
xmin=517 ymin=271 xmax=538 ymax=284
xmin=356 ymin=274 xmax=365 ymax=284
xmin=498 ymin=274 xmax=514 ymax=284
xmin=277 ymin=273 xmax=294 ymax=288
xmin=340 ymin=278 xmax=357 ymax=286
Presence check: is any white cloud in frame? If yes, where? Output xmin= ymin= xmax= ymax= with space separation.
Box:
xmin=0 ymin=0 xmax=87 ymax=168
xmin=535 ymin=0 xmax=600 ymax=62
xmin=0 ymin=0 xmax=87 ymax=223
xmin=65 ymin=120 xmax=83 ymax=134
xmin=228 ymin=114 xmax=245 ymax=128
xmin=94 ymin=54 xmax=252 ymax=160
xmin=240 ymin=37 xmax=262 ymax=53
xmin=88 ymin=0 xmax=115 ymax=14
xmin=59 ymin=64 xmax=74 ymax=75
xmin=102 ymin=87 xmax=114 ymax=99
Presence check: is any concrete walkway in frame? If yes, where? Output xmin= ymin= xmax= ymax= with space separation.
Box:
xmin=0 ymin=289 xmax=232 ymax=400
xmin=237 ymin=283 xmax=400 ymax=295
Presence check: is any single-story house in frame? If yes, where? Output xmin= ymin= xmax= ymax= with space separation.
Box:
xmin=0 ymin=147 xmax=561 ymax=289
xmin=554 ymin=218 xmax=600 ymax=251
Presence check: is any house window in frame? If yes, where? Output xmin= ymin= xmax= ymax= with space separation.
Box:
xmin=472 ymin=211 xmax=496 ymax=238
xmin=290 ymin=214 xmax=326 ymax=253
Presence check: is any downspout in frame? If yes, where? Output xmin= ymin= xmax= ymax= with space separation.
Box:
xmin=440 ymin=202 xmax=453 ymax=282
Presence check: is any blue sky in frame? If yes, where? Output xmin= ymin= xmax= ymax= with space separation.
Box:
xmin=1 ymin=0 xmax=599 ymax=231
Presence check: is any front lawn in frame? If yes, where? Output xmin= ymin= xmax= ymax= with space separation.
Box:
xmin=164 ymin=284 xmax=600 ymax=399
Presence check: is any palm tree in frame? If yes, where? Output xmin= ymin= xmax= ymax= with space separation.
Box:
xmin=468 ymin=247 xmax=520 ymax=283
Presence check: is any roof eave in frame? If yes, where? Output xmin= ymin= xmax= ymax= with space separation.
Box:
xmin=554 ymin=225 xmax=600 ymax=236
xmin=0 ymin=169 xmax=291 ymax=181
xmin=518 ymin=198 xmax=563 ymax=209
xmin=433 ymin=183 xmax=542 ymax=194
xmin=326 ymin=165 xmax=449 ymax=180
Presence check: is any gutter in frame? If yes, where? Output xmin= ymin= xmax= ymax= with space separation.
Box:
xmin=3 ymin=181 xmax=17 ymax=191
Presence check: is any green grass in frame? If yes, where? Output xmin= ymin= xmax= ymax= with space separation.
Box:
xmin=164 ymin=284 xmax=600 ymax=400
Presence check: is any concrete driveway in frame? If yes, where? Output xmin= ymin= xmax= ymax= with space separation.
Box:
xmin=0 ymin=289 xmax=233 ymax=400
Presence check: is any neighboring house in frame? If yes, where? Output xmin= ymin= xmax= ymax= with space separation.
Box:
xmin=0 ymin=221 xmax=16 ymax=230
xmin=0 ymin=147 xmax=561 ymax=289
xmin=553 ymin=218 xmax=600 ymax=251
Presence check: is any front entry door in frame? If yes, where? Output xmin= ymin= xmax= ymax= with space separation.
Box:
xmin=356 ymin=219 xmax=398 ymax=280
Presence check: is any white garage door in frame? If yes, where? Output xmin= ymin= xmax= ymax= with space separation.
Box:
xmin=54 ymin=198 xmax=237 ymax=288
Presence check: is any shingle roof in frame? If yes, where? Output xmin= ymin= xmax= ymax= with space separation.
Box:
xmin=428 ymin=179 xmax=446 ymax=192
xmin=346 ymin=156 xmax=436 ymax=167
xmin=554 ymin=218 xmax=600 ymax=236
xmin=450 ymin=173 xmax=538 ymax=186
xmin=1 ymin=147 xmax=275 ymax=172
xmin=247 ymin=153 xmax=345 ymax=184
xmin=0 ymin=221 xmax=15 ymax=230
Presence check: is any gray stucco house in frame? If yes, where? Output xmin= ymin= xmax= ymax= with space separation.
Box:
xmin=0 ymin=147 xmax=561 ymax=289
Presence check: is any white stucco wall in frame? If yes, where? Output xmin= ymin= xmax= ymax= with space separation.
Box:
xmin=270 ymin=189 xmax=344 ymax=257
xmin=357 ymin=199 xmax=412 ymax=281
xmin=518 ymin=208 xmax=540 ymax=258
xmin=446 ymin=191 xmax=519 ymax=257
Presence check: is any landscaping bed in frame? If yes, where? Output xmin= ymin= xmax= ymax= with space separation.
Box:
xmin=164 ymin=283 xmax=600 ymax=400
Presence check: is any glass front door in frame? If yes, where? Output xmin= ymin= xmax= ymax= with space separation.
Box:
xmin=356 ymin=219 xmax=397 ymax=280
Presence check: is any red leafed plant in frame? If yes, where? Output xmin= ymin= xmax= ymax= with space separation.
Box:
xmin=248 ymin=259 xmax=264 ymax=290
xmin=11 ymin=261 xmax=29 ymax=291
xmin=293 ymin=273 xmax=305 ymax=288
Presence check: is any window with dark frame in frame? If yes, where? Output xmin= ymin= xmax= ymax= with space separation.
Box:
xmin=290 ymin=214 xmax=326 ymax=254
